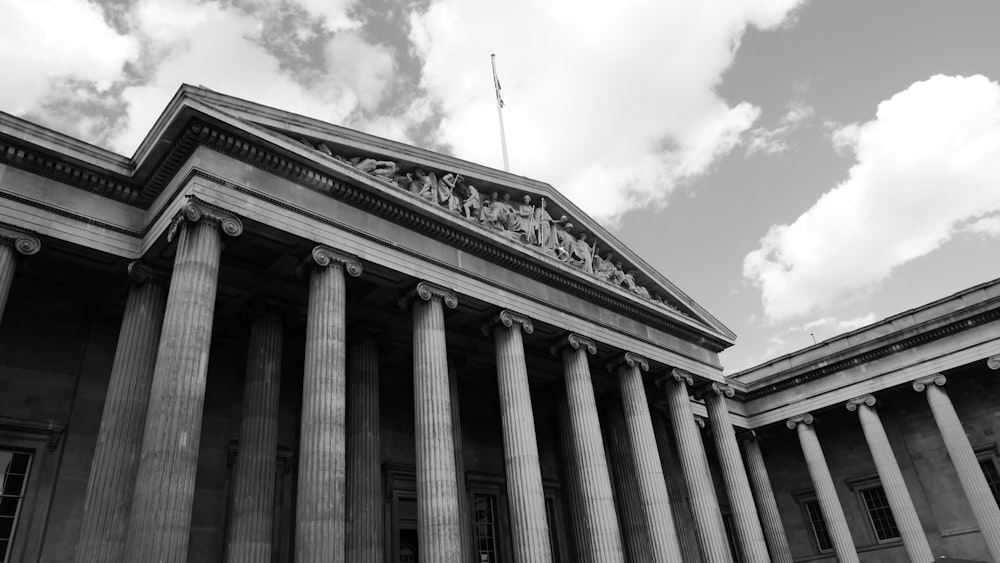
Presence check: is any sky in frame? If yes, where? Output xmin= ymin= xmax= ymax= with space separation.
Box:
xmin=2 ymin=0 xmax=999 ymax=372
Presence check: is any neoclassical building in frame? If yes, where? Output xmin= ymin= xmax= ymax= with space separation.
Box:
xmin=0 ymin=85 xmax=998 ymax=563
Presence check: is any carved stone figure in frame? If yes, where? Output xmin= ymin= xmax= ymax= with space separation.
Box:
xmin=592 ymin=250 xmax=616 ymax=281
xmin=611 ymin=261 xmax=627 ymax=285
xmin=568 ymin=233 xmax=594 ymax=273
xmin=411 ymin=169 xmax=437 ymax=202
xmin=463 ymin=185 xmax=481 ymax=219
xmin=554 ymin=221 xmax=575 ymax=262
xmin=480 ymin=192 xmax=505 ymax=230
xmin=515 ymin=195 xmax=536 ymax=244
xmin=437 ymin=173 xmax=462 ymax=213
xmin=534 ymin=198 xmax=556 ymax=250
xmin=498 ymin=193 xmax=518 ymax=232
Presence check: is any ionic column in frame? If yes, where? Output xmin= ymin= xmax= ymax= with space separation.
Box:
xmin=650 ymin=409 xmax=703 ymax=562
xmin=124 ymin=199 xmax=243 ymax=562
xmin=74 ymin=263 xmax=167 ymax=563
xmin=295 ymin=246 xmax=362 ymax=563
xmin=611 ymin=353 xmax=683 ymax=562
xmin=786 ymin=414 xmax=859 ymax=563
xmin=402 ymin=281 xmax=462 ymax=563
xmin=226 ymin=302 xmax=284 ymax=563
xmin=552 ymin=334 xmax=624 ymax=562
xmin=448 ymin=359 xmax=474 ymax=562
xmin=556 ymin=396 xmax=589 ymax=562
xmin=0 ymin=225 xmax=40 ymax=323
xmin=484 ymin=311 xmax=552 ymax=562
xmin=738 ymin=433 xmax=793 ymax=563
xmin=346 ymin=328 xmax=385 ymax=563
xmin=845 ymin=395 xmax=933 ymax=562
xmin=659 ymin=369 xmax=729 ymax=562
xmin=602 ymin=400 xmax=650 ymax=562
xmin=913 ymin=374 xmax=1000 ymax=560
xmin=703 ymin=383 xmax=769 ymax=563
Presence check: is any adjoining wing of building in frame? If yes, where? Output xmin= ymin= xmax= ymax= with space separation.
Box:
xmin=0 ymin=85 xmax=998 ymax=563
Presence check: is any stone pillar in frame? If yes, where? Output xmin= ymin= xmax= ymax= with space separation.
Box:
xmin=602 ymin=400 xmax=650 ymax=563
xmin=611 ymin=353 xmax=683 ymax=562
xmin=124 ymin=199 xmax=243 ymax=562
xmin=448 ymin=359 xmax=474 ymax=562
xmin=738 ymin=433 xmax=793 ymax=563
xmin=552 ymin=333 xmax=624 ymax=562
xmin=786 ymin=414 xmax=859 ymax=563
xmin=401 ymin=281 xmax=462 ymax=563
xmin=226 ymin=302 xmax=284 ymax=563
xmin=74 ymin=263 xmax=167 ymax=563
xmin=650 ymin=409 xmax=703 ymax=562
xmin=845 ymin=395 xmax=933 ymax=562
xmin=913 ymin=374 xmax=1000 ymax=560
xmin=295 ymin=246 xmax=362 ymax=563
xmin=556 ymin=396 xmax=589 ymax=563
xmin=0 ymin=225 xmax=40 ymax=323
xmin=484 ymin=310 xmax=552 ymax=562
xmin=703 ymin=383 xmax=769 ymax=563
xmin=346 ymin=328 xmax=385 ymax=563
xmin=660 ymin=369 xmax=729 ymax=562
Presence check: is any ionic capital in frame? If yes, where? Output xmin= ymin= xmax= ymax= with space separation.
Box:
xmin=482 ymin=309 xmax=534 ymax=336
xmin=297 ymin=245 xmax=363 ymax=279
xmin=0 ymin=225 xmax=41 ymax=255
xmin=398 ymin=281 xmax=458 ymax=310
xmin=550 ymin=333 xmax=597 ymax=357
xmin=912 ymin=374 xmax=947 ymax=393
xmin=845 ymin=394 xmax=877 ymax=412
xmin=988 ymin=355 xmax=1000 ymax=371
xmin=607 ymin=352 xmax=649 ymax=374
xmin=167 ymin=197 xmax=243 ymax=242
xmin=127 ymin=261 xmax=169 ymax=286
xmin=669 ymin=368 xmax=694 ymax=387
xmin=785 ymin=413 xmax=814 ymax=430
xmin=709 ymin=382 xmax=736 ymax=398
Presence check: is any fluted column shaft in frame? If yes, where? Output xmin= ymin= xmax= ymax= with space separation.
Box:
xmin=448 ymin=360 xmax=474 ymax=562
xmin=615 ymin=355 xmax=683 ymax=561
xmin=346 ymin=332 xmax=384 ymax=563
xmin=491 ymin=312 xmax=552 ymax=562
xmin=75 ymin=265 xmax=167 ymax=563
xmin=556 ymin=334 xmax=624 ymax=562
xmin=738 ymin=435 xmax=793 ymax=563
xmin=704 ymin=385 xmax=769 ymax=563
xmin=227 ymin=308 xmax=283 ymax=563
xmin=661 ymin=371 xmax=729 ymax=562
xmin=650 ymin=409 xmax=703 ymax=562
xmin=604 ymin=401 xmax=651 ymax=562
xmin=296 ymin=246 xmax=361 ymax=563
xmin=787 ymin=415 xmax=858 ymax=563
xmin=915 ymin=375 xmax=1000 ymax=560
xmin=0 ymin=227 xmax=40 ymax=324
xmin=409 ymin=283 xmax=462 ymax=562
xmin=846 ymin=396 xmax=933 ymax=562
xmin=125 ymin=203 xmax=239 ymax=562
xmin=557 ymin=397 xmax=589 ymax=563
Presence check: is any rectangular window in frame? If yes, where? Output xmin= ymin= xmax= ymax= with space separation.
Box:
xmin=474 ymin=493 xmax=500 ymax=563
xmin=804 ymin=500 xmax=833 ymax=552
xmin=1 ymin=449 xmax=32 ymax=563
xmin=721 ymin=513 xmax=741 ymax=562
xmin=981 ymin=459 xmax=1000 ymax=505
xmin=860 ymin=486 xmax=900 ymax=541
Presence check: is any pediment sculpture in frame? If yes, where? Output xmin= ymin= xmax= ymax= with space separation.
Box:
xmin=298 ymin=139 xmax=690 ymax=318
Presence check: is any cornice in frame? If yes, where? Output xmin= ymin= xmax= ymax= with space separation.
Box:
xmin=745 ymin=304 xmax=1000 ymax=400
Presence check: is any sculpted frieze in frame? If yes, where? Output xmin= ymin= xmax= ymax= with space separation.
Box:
xmin=298 ymin=138 xmax=691 ymax=318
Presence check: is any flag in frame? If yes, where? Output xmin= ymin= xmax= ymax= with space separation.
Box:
xmin=491 ymin=54 xmax=505 ymax=108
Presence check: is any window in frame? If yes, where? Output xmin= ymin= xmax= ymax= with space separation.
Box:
xmin=721 ymin=512 xmax=741 ymax=562
xmin=980 ymin=458 xmax=1000 ymax=505
xmin=474 ymin=493 xmax=500 ymax=563
xmin=1 ymin=449 xmax=32 ymax=563
xmin=804 ymin=500 xmax=833 ymax=552
xmin=859 ymin=486 xmax=900 ymax=541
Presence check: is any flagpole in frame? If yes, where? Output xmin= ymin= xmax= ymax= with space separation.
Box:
xmin=491 ymin=53 xmax=510 ymax=172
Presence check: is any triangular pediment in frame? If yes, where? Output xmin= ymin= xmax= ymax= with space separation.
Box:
xmin=165 ymin=85 xmax=734 ymax=344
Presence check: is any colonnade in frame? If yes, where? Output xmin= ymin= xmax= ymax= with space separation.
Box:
xmin=783 ymin=375 xmax=1000 ymax=563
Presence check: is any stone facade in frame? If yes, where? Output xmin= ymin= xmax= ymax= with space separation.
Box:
xmin=1 ymin=86 xmax=999 ymax=563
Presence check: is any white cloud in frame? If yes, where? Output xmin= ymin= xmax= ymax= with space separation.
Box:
xmin=0 ymin=0 xmax=138 ymax=114
xmin=965 ymin=214 xmax=1000 ymax=238
xmin=746 ymin=102 xmax=814 ymax=157
xmin=409 ymin=0 xmax=803 ymax=224
xmin=744 ymin=74 xmax=1000 ymax=321
xmin=111 ymin=0 xmax=395 ymax=153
